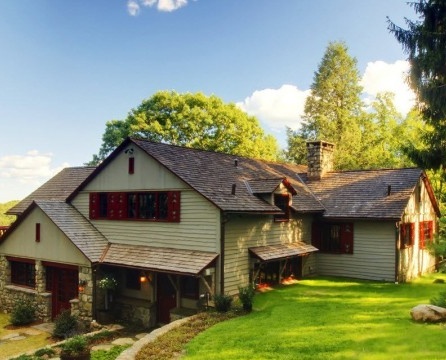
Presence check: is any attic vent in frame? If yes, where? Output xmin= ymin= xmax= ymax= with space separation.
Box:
xmin=232 ymin=184 xmax=236 ymax=195
xmin=387 ymin=185 xmax=391 ymax=196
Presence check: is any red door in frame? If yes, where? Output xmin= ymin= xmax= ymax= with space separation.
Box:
xmin=157 ymin=274 xmax=177 ymax=324
xmin=47 ymin=267 xmax=79 ymax=319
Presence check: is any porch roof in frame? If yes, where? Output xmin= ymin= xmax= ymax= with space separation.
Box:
xmin=101 ymin=243 xmax=219 ymax=276
xmin=249 ymin=242 xmax=318 ymax=262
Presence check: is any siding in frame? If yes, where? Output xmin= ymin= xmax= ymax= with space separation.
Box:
xmin=0 ymin=207 xmax=89 ymax=266
xmin=317 ymin=221 xmax=396 ymax=282
xmin=223 ymin=214 xmax=312 ymax=295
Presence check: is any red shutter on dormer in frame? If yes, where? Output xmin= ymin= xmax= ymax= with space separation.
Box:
xmin=89 ymin=193 xmax=99 ymax=219
xmin=311 ymin=222 xmax=322 ymax=249
xmin=419 ymin=221 xmax=425 ymax=249
xmin=168 ymin=191 xmax=181 ymax=222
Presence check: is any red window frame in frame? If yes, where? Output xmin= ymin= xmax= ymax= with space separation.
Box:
xmin=90 ymin=191 xmax=180 ymax=222
xmin=400 ymin=223 xmax=415 ymax=248
xmin=8 ymin=258 xmax=36 ymax=288
xmin=128 ymin=157 xmax=135 ymax=174
xmin=419 ymin=220 xmax=434 ymax=249
xmin=311 ymin=222 xmax=354 ymax=254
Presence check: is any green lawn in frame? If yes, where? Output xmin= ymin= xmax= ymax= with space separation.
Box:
xmin=184 ymin=274 xmax=446 ymax=360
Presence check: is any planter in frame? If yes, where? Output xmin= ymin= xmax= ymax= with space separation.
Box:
xmin=60 ymin=350 xmax=91 ymax=360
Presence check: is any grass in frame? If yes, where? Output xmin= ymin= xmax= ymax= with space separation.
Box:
xmin=0 ymin=316 xmax=51 ymax=360
xmin=182 ymin=274 xmax=446 ymax=360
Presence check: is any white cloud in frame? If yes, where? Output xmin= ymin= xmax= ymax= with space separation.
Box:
xmin=361 ymin=60 xmax=416 ymax=116
xmin=0 ymin=151 xmax=69 ymax=202
xmin=128 ymin=0 xmax=188 ymax=15
xmin=237 ymin=85 xmax=310 ymax=132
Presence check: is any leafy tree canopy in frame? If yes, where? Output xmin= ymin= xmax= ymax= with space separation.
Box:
xmin=0 ymin=200 xmax=19 ymax=226
xmin=90 ymin=91 xmax=279 ymax=164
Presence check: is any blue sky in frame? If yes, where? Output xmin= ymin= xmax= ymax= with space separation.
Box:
xmin=0 ymin=0 xmax=416 ymax=202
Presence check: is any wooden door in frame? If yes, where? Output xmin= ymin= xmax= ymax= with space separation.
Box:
xmin=157 ymin=274 xmax=177 ymax=324
xmin=48 ymin=267 xmax=78 ymax=319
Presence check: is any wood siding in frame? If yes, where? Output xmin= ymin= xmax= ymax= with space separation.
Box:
xmin=223 ymin=214 xmax=312 ymax=295
xmin=316 ymin=221 xmax=396 ymax=282
xmin=0 ymin=207 xmax=89 ymax=266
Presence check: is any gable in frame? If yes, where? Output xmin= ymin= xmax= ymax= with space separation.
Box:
xmin=0 ymin=205 xmax=90 ymax=266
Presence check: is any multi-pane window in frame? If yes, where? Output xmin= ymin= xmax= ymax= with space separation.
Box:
xmin=90 ymin=191 xmax=180 ymax=222
xmin=312 ymin=222 xmax=354 ymax=254
xmin=400 ymin=223 xmax=415 ymax=248
xmin=419 ymin=221 xmax=434 ymax=249
xmin=274 ymin=194 xmax=290 ymax=222
xmin=10 ymin=259 xmax=36 ymax=288
xmin=181 ymin=276 xmax=199 ymax=299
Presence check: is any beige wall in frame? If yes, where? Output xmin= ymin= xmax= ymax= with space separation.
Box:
xmin=1 ymin=207 xmax=89 ymax=266
xmin=223 ymin=213 xmax=312 ymax=295
xmin=71 ymin=145 xmax=221 ymax=253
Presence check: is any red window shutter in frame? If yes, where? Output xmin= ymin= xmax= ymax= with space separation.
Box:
xmin=311 ymin=222 xmax=322 ymax=249
xmin=117 ymin=192 xmax=127 ymax=219
xmin=128 ymin=157 xmax=135 ymax=174
xmin=410 ymin=223 xmax=415 ymax=246
xmin=35 ymin=223 xmax=40 ymax=243
xmin=341 ymin=223 xmax=354 ymax=254
xmin=419 ymin=222 xmax=425 ymax=249
xmin=89 ymin=193 xmax=99 ymax=219
xmin=108 ymin=193 xmax=124 ymax=219
xmin=168 ymin=191 xmax=181 ymax=222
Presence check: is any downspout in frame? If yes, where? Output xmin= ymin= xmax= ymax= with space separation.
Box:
xmin=220 ymin=211 xmax=227 ymax=294
xmin=92 ymin=263 xmax=99 ymax=320
xmin=394 ymin=222 xmax=400 ymax=284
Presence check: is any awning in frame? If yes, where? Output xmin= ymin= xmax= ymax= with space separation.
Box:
xmin=101 ymin=243 xmax=219 ymax=276
xmin=249 ymin=242 xmax=318 ymax=262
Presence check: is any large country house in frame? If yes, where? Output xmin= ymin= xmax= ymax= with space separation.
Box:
xmin=0 ymin=139 xmax=440 ymax=327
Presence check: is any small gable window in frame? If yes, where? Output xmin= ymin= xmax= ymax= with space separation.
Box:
xmin=274 ymin=194 xmax=290 ymax=222
xmin=128 ymin=157 xmax=135 ymax=174
xmin=312 ymin=222 xmax=354 ymax=254
xmin=400 ymin=223 xmax=415 ymax=248
xmin=419 ymin=221 xmax=434 ymax=249
xmin=8 ymin=258 xmax=36 ymax=288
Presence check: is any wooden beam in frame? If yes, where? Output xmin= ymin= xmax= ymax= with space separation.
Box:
xmin=199 ymin=275 xmax=213 ymax=294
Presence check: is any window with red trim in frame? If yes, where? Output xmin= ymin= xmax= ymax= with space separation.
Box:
xmin=311 ymin=222 xmax=354 ymax=254
xmin=128 ymin=157 xmax=135 ymax=174
xmin=89 ymin=191 xmax=180 ymax=222
xmin=400 ymin=223 xmax=415 ymax=248
xmin=10 ymin=260 xmax=36 ymax=288
xmin=274 ymin=194 xmax=290 ymax=222
xmin=419 ymin=220 xmax=434 ymax=249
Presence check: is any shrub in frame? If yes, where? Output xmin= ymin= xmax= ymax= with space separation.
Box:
xmin=60 ymin=335 xmax=89 ymax=356
xmin=34 ymin=347 xmax=56 ymax=357
xmin=213 ymin=293 xmax=233 ymax=312
xmin=53 ymin=310 xmax=80 ymax=339
xmin=238 ymin=285 xmax=255 ymax=312
xmin=10 ymin=298 xmax=36 ymax=326
xmin=430 ymin=290 xmax=446 ymax=308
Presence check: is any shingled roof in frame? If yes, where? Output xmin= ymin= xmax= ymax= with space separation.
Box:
xmin=7 ymin=167 xmax=95 ymax=215
xmin=300 ymin=168 xmax=438 ymax=220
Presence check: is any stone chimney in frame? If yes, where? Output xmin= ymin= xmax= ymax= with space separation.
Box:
xmin=306 ymin=140 xmax=335 ymax=180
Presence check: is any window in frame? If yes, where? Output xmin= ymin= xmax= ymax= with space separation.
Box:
xmin=128 ymin=157 xmax=135 ymax=174
xmin=312 ymin=222 xmax=354 ymax=254
xmin=274 ymin=194 xmax=290 ymax=222
xmin=90 ymin=191 xmax=180 ymax=222
xmin=126 ymin=269 xmax=141 ymax=290
xmin=181 ymin=276 xmax=199 ymax=299
xmin=420 ymin=220 xmax=434 ymax=249
xmin=35 ymin=223 xmax=40 ymax=243
xmin=10 ymin=259 xmax=36 ymax=288
xmin=400 ymin=223 xmax=415 ymax=248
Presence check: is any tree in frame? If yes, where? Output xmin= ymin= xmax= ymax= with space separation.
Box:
xmin=90 ymin=91 xmax=279 ymax=164
xmin=286 ymin=42 xmax=366 ymax=169
xmin=0 ymin=200 xmax=19 ymax=226
xmin=388 ymin=1 xmax=446 ymax=194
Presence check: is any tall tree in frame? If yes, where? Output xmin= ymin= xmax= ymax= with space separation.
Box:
xmin=388 ymin=1 xmax=446 ymax=189
xmin=90 ymin=91 xmax=279 ymax=164
xmin=286 ymin=42 xmax=366 ymax=169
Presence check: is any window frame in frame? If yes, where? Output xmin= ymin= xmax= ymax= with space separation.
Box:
xmin=274 ymin=193 xmax=290 ymax=222
xmin=419 ymin=220 xmax=434 ymax=249
xmin=8 ymin=258 xmax=36 ymax=288
xmin=90 ymin=191 xmax=180 ymax=222
xmin=312 ymin=222 xmax=354 ymax=254
xmin=400 ymin=222 xmax=415 ymax=249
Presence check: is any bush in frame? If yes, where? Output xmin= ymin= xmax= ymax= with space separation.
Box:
xmin=34 ymin=347 xmax=56 ymax=357
xmin=213 ymin=293 xmax=233 ymax=312
xmin=430 ymin=290 xmax=446 ymax=308
xmin=10 ymin=298 xmax=36 ymax=326
xmin=53 ymin=310 xmax=80 ymax=339
xmin=60 ymin=335 xmax=89 ymax=356
xmin=238 ymin=285 xmax=255 ymax=312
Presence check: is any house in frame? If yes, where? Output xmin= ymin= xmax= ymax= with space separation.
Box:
xmin=0 ymin=139 xmax=440 ymax=327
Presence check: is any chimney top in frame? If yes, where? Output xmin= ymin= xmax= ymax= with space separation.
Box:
xmin=306 ymin=140 xmax=335 ymax=180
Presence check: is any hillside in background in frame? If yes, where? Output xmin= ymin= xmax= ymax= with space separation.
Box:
xmin=0 ymin=201 xmax=19 ymax=226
